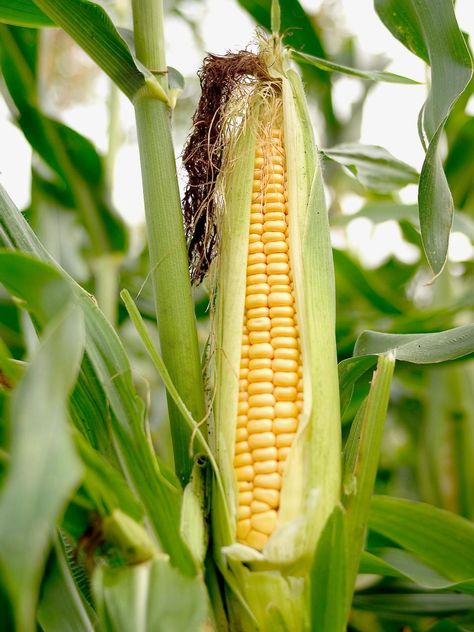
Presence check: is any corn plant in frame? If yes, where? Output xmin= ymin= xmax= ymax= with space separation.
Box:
xmin=0 ymin=0 xmax=473 ymax=631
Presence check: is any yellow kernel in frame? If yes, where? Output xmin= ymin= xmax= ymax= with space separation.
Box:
xmin=254 ymin=460 xmax=278 ymax=474
xmin=250 ymin=500 xmax=271 ymax=514
xmin=262 ymin=231 xmax=285 ymax=244
xmin=235 ymin=428 xmax=248 ymax=441
xmin=245 ymin=294 xmax=267 ymax=309
xmin=247 ymin=419 xmax=273 ymax=434
xmin=246 ymin=530 xmax=267 ymax=550
xmin=246 ymin=284 xmax=270 ymax=297
xmin=264 ymin=241 xmax=288 ymax=255
xmin=247 ymin=263 xmax=266 ymax=276
xmin=276 ymin=433 xmax=294 ymax=447
xmin=274 ymin=347 xmax=299 ymax=360
xmin=254 ymin=473 xmax=281 ymax=490
xmin=248 ymin=343 xmax=273 ymax=359
xmin=268 ymin=275 xmax=291 ymax=286
xmin=249 ymin=331 xmax=271 ymax=344
xmin=248 ymin=233 xmax=261 ymax=244
xmin=238 ymin=505 xmax=251 ymax=520
xmin=265 ymin=193 xmax=284 ymax=203
xmin=253 ymin=487 xmax=279 ymax=507
xmin=274 ymin=386 xmax=298 ymax=401
xmin=272 ymin=338 xmax=298 ymax=352
xmin=272 ymin=358 xmax=298 ymax=372
xmin=274 ymin=371 xmax=298 ymax=387
xmin=273 ymin=418 xmax=298 ymax=434
xmin=237 ymin=401 xmax=248 ymax=414
xmin=248 ymin=358 xmax=272 ymax=370
xmin=236 ymin=465 xmax=254 ymax=481
xmin=252 ymin=446 xmax=278 ymax=461
xmin=271 ymin=318 xmax=294 ymax=328
xmin=240 ymin=368 xmax=248 ymax=379
xmin=248 ymin=432 xmax=276 ymax=450
xmin=241 ymin=344 xmax=250 ymax=357
xmin=247 ymin=273 xmax=267 ymax=286
xmin=239 ymin=379 xmax=248 ymax=391
xmin=248 ymin=381 xmax=273 ymax=395
xmin=237 ymin=519 xmax=251 ymax=540
xmin=268 ymin=293 xmax=293 ymax=308
xmin=248 ymin=368 xmax=273 ymax=382
xmin=248 ymin=393 xmax=275 ymax=407
xmin=235 ymin=441 xmax=249 ymax=455
xmin=248 ymin=406 xmax=275 ymax=420
xmin=275 ymin=402 xmax=299 ymax=417
xmin=234 ymin=452 xmax=252 ymax=468
xmin=249 ymin=223 xmax=263 ymax=235
xmin=240 ymin=357 xmax=249 ymax=368
xmin=264 ymin=220 xmax=287 ymax=232
xmin=251 ymin=510 xmax=277 ymax=535
xmin=238 ymin=492 xmax=254 ymax=505
xmin=248 ymin=242 xmax=264 ymax=254
xmin=266 ymin=252 xmax=288 ymax=264
xmin=247 ymin=317 xmax=271 ymax=331
xmin=237 ymin=415 xmax=247 ymax=428
xmin=269 ymin=305 xmax=294 ymax=318
xmin=296 ymin=401 xmax=303 ymax=412
xmin=271 ymin=326 xmax=297 ymax=338
xmin=247 ymin=307 xmax=269 ymax=318
xmin=247 ymin=253 xmax=266 ymax=265
xmin=264 ymin=212 xmax=286 ymax=222
xmin=278 ymin=447 xmax=291 ymax=461
xmin=265 ymin=202 xmax=286 ymax=213
xmin=265 ymin=183 xmax=284 ymax=194
xmin=238 ymin=480 xmax=253 ymax=491
xmin=278 ymin=462 xmax=286 ymax=475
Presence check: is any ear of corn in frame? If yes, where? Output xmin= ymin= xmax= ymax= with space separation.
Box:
xmin=212 ymin=47 xmax=340 ymax=566
xmin=206 ymin=39 xmax=341 ymax=629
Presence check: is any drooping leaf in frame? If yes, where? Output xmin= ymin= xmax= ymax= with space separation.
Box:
xmin=369 ymin=496 xmax=474 ymax=582
xmin=321 ymin=143 xmax=418 ymax=193
xmin=375 ymin=0 xmax=473 ymax=274
xmin=291 ymin=50 xmax=420 ymax=84
xmin=0 ymin=305 xmax=84 ymax=632
xmin=31 ymin=0 xmax=167 ymax=102
xmin=360 ymin=548 xmax=474 ymax=594
xmin=354 ymin=325 xmax=474 ymax=363
xmin=353 ymin=591 xmax=474 ymax=616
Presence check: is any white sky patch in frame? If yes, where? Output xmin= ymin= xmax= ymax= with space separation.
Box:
xmin=0 ymin=101 xmax=31 ymax=210
xmin=448 ymin=232 xmax=474 ymax=263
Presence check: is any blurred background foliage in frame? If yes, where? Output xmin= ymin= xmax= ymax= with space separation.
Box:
xmin=0 ymin=0 xmax=473 ymax=629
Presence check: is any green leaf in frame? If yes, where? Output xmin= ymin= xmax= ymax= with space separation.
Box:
xmin=0 ymin=0 xmax=53 ymax=27
xmin=343 ymin=354 xmax=395 ymax=610
xmin=93 ymin=557 xmax=208 ymax=632
xmin=369 ymin=496 xmax=474 ymax=582
xmin=31 ymin=0 xmax=167 ymax=102
xmin=375 ymin=0 xmax=473 ymax=274
xmin=354 ymin=325 xmax=474 ymax=363
xmin=338 ymin=355 xmax=377 ymax=417
xmin=320 ymin=144 xmax=419 ymax=193
xmin=310 ymin=506 xmax=347 ymax=632
xmin=291 ymin=50 xmax=420 ymax=84
xmin=0 ymin=188 xmax=197 ymax=576
xmin=0 ymin=305 xmax=84 ymax=632
xmin=37 ymin=534 xmax=97 ymax=632
xmin=353 ymin=592 xmax=474 ymax=616
xmin=360 ymin=548 xmax=474 ymax=594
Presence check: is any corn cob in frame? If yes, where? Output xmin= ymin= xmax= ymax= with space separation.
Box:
xmin=234 ymin=127 xmax=304 ymax=550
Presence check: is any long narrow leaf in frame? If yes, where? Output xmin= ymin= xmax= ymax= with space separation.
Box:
xmin=0 ymin=305 xmax=84 ymax=632
xmin=0 ymin=0 xmax=53 ymax=27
